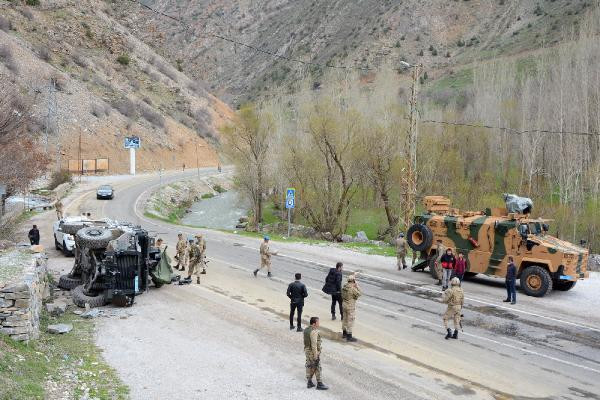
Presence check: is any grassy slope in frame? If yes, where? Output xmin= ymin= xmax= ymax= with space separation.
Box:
xmin=0 ymin=311 xmax=128 ymax=400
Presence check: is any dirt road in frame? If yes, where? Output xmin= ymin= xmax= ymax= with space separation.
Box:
xmin=29 ymin=169 xmax=600 ymax=399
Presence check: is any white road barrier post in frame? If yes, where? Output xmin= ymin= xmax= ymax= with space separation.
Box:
xmin=130 ymin=147 xmax=136 ymax=176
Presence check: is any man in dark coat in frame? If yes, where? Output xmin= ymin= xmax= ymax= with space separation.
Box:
xmin=504 ymin=256 xmax=517 ymax=304
xmin=28 ymin=225 xmax=40 ymax=245
xmin=322 ymin=262 xmax=343 ymax=320
xmin=287 ymin=273 xmax=308 ymax=331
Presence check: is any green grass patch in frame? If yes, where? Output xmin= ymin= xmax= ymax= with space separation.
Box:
xmin=0 ymin=311 xmax=128 ymax=400
xmin=262 ymin=202 xmax=285 ymax=225
xmin=345 ymin=208 xmax=387 ymax=240
xmin=340 ymin=242 xmax=396 ymax=257
xmin=430 ymin=68 xmax=473 ymax=91
xmin=201 ymin=193 xmax=214 ymax=199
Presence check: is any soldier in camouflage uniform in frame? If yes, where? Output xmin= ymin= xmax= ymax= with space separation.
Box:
xmin=434 ymin=239 xmax=445 ymax=285
xmin=442 ymin=277 xmax=464 ymax=339
xmin=395 ymin=232 xmax=407 ymax=270
xmin=174 ymin=233 xmax=187 ymax=271
xmin=253 ymin=236 xmax=273 ymax=277
xmin=303 ymin=317 xmax=328 ymax=390
xmin=197 ymin=233 xmax=207 ymax=274
xmin=185 ymin=235 xmax=203 ymax=284
xmin=341 ymin=273 xmax=361 ymax=342
xmin=55 ymin=199 xmax=64 ymax=220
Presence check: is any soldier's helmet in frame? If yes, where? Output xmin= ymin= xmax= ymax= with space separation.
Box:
xmin=450 ymin=277 xmax=461 ymax=286
xmin=195 ymin=233 xmax=203 ymax=239
xmin=347 ymin=273 xmax=356 ymax=282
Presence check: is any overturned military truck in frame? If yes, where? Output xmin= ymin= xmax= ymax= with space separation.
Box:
xmin=408 ymin=195 xmax=589 ymax=297
xmin=57 ymin=219 xmax=173 ymax=307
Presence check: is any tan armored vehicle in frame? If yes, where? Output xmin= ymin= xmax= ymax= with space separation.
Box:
xmin=407 ymin=195 xmax=589 ymax=297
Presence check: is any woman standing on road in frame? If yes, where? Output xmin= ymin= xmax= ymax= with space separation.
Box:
xmin=440 ymin=248 xmax=456 ymax=290
xmin=454 ymin=252 xmax=466 ymax=283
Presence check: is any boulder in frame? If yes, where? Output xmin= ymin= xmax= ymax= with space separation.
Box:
xmin=81 ymin=309 xmax=101 ymax=319
xmin=355 ymin=231 xmax=369 ymax=243
xmin=47 ymin=323 xmax=73 ymax=334
xmin=46 ymin=301 xmax=67 ymax=316
xmin=340 ymin=234 xmax=353 ymax=243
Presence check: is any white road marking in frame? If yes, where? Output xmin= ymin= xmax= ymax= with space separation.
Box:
xmin=206 ymin=255 xmax=600 ymax=375
xmin=131 ymin=176 xmax=600 ymax=333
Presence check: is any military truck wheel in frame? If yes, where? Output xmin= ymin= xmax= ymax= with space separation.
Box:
xmin=553 ymin=280 xmax=576 ymax=291
xmin=60 ymin=222 xmax=86 ymax=236
xmin=464 ymin=272 xmax=478 ymax=279
xmin=72 ymin=285 xmax=107 ymax=308
xmin=520 ymin=266 xmax=553 ymax=297
xmin=58 ymin=274 xmax=82 ymax=290
xmin=407 ymin=224 xmax=433 ymax=252
xmin=76 ymin=227 xmax=113 ymax=249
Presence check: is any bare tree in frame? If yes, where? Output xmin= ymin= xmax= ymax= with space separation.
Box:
xmin=220 ymin=104 xmax=273 ymax=229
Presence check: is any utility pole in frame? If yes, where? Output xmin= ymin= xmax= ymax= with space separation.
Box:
xmin=404 ymin=64 xmax=422 ymax=231
xmin=195 ymin=141 xmax=200 ymax=178
xmin=78 ymin=130 xmax=82 ymax=182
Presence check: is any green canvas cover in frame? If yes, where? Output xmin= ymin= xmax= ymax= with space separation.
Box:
xmin=151 ymin=249 xmax=175 ymax=284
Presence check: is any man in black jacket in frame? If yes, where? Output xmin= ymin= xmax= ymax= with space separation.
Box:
xmin=504 ymin=256 xmax=517 ymax=304
xmin=322 ymin=262 xmax=344 ymax=321
xmin=287 ymin=273 xmax=308 ymax=332
xmin=28 ymin=225 xmax=40 ymax=245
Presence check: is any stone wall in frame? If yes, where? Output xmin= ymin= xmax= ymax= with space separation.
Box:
xmin=0 ymin=252 xmax=49 ymax=341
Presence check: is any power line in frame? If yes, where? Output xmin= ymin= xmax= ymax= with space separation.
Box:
xmin=419 ymin=118 xmax=600 ymax=137
xmin=131 ymin=1 xmax=600 ymax=138
xmin=131 ymin=0 xmax=372 ymax=71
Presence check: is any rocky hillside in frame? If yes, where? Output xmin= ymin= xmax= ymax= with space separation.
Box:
xmin=113 ymin=0 xmax=590 ymax=105
xmin=0 ymin=0 xmax=233 ymax=173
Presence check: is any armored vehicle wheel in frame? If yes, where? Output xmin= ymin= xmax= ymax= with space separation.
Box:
xmin=58 ymin=274 xmax=82 ymax=290
xmin=553 ymin=280 xmax=576 ymax=291
xmin=407 ymin=224 xmax=433 ymax=252
xmin=55 ymin=237 xmax=60 ymax=250
xmin=72 ymin=285 xmax=107 ymax=308
xmin=520 ymin=265 xmax=553 ymax=297
xmin=76 ymin=227 xmax=113 ymax=249
xmin=61 ymin=222 xmax=86 ymax=236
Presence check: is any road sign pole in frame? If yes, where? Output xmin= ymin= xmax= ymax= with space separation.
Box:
xmin=287 ymin=207 xmax=291 ymax=238
xmin=130 ymin=147 xmax=136 ymax=175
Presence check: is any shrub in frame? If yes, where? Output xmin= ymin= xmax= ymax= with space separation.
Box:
xmin=457 ymin=39 xmax=465 ymax=47
xmin=176 ymin=59 xmax=183 ymax=72
xmin=139 ymin=103 xmax=165 ymax=128
xmin=213 ymin=184 xmax=226 ymax=193
xmin=25 ymin=0 xmax=39 ymax=6
xmin=38 ymin=46 xmax=51 ymax=62
xmin=72 ymin=52 xmax=87 ymax=67
xmin=91 ymin=103 xmax=110 ymax=118
xmin=116 ymin=54 xmax=130 ymax=66
xmin=201 ymin=193 xmax=214 ymax=199
xmin=445 ymin=51 xmax=451 ymax=58
xmin=48 ymin=170 xmax=72 ymax=190
xmin=0 ymin=45 xmax=18 ymax=73
xmin=428 ymin=45 xmax=434 ymax=51
xmin=112 ymin=98 xmax=137 ymax=118
xmin=432 ymin=48 xmax=438 ymax=56
xmin=0 ymin=16 xmax=11 ymax=32
xmin=418 ymin=49 xmax=424 ymax=56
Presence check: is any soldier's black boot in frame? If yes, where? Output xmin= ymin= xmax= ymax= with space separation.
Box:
xmin=436 ymin=279 xmax=442 ymax=285
xmin=196 ymin=277 xmax=201 ymax=284
xmin=200 ymin=269 xmax=206 ymax=275
xmin=331 ymin=313 xmax=336 ymax=320
xmin=346 ymin=333 xmax=357 ymax=342
xmin=307 ymin=379 xmax=315 ymax=389
xmin=253 ymin=269 xmax=258 ymax=277
xmin=342 ymin=329 xmax=348 ymax=338
xmin=452 ymin=330 xmax=458 ymax=339
xmin=316 ymin=382 xmax=329 ymax=390
xmin=445 ymin=328 xmax=452 ymax=340
xmin=267 ymin=272 xmax=272 ymax=278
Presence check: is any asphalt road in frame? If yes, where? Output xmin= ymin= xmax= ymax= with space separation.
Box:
xmin=61 ymin=169 xmax=600 ymax=400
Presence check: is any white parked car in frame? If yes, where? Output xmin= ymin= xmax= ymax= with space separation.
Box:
xmin=53 ymin=216 xmax=93 ymax=256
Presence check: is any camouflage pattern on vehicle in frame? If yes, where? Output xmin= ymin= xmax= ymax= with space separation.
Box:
xmin=407 ymin=196 xmax=589 ymax=297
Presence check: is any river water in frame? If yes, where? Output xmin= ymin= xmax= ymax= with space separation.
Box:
xmin=181 ymin=190 xmax=248 ymax=230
